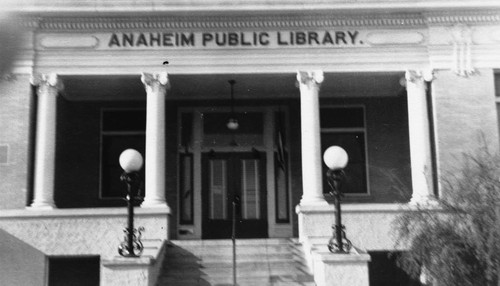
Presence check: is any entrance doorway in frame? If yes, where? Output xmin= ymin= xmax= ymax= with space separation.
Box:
xmin=202 ymin=152 xmax=267 ymax=239
xmin=177 ymin=106 xmax=292 ymax=239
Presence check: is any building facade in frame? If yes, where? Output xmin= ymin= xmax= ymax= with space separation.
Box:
xmin=1 ymin=1 xmax=500 ymax=285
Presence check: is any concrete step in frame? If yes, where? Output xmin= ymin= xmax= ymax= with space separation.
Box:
xmin=157 ymin=275 xmax=315 ymax=286
xmin=157 ymin=276 xmax=316 ymax=286
xmin=156 ymin=239 xmax=315 ymax=286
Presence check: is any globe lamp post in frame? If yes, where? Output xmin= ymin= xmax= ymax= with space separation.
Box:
xmin=118 ymin=149 xmax=145 ymax=257
xmin=323 ymin=146 xmax=352 ymax=253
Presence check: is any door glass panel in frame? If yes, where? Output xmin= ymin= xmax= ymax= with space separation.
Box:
xmin=180 ymin=154 xmax=193 ymax=224
xmin=209 ymin=159 xmax=227 ymax=219
xmin=241 ymin=159 xmax=260 ymax=219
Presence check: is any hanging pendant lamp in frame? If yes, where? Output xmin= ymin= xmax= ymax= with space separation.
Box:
xmin=226 ymin=79 xmax=239 ymax=131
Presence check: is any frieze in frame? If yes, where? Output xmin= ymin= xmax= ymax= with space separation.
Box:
xmin=37 ymin=28 xmax=434 ymax=50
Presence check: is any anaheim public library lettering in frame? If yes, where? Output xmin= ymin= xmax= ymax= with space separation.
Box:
xmin=108 ymin=30 xmax=362 ymax=48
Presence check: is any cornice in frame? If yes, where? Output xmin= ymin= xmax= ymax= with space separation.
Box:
xmin=19 ymin=11 xmax=500 ymax=32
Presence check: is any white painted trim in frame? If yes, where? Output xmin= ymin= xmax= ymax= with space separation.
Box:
xmin=40 ymin=35 xmax=99 ymax=49
xmin=366 ymin=31 xmax=425 ymax=46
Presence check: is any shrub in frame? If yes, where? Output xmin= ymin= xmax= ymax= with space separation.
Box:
xmin=394 ymin=149 xmax=500 ymax=286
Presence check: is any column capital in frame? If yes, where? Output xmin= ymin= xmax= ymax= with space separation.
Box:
xmin=405 ymin=69 xmax=434 ymax=84
xmin=30 ymin=73 xmax=64 ymax=92
xmin=141 ymin=72 xmax=170 ymax=92
xmin=296 ymin=70 xmax=324 ymax=87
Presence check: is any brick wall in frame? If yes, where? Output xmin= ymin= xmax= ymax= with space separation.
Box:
xmin=0 ymin=74 xmax=33 ymax=209
xmin=433 ymin=69 xmax=499 ymax=196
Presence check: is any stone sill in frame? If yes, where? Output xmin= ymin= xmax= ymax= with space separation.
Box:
xmin=102 ymin=256 xmax=156 ymax=267
xmin=0 ymin=207 xmax=170 ymax=219
xmin=312 ymin=246 xmax=371 ymax=263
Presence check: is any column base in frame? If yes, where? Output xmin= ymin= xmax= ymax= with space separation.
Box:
xmin=141 ymin=200 xmax=171 ymax=211
xmin=409 ymin=195 xmax=439 ymax=206
xmin=299 ymin=197 xmax=329 ymax=206
xmin=27 ymin=202 xmax=55 ymax=210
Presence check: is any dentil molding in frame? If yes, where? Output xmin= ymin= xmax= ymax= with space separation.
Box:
xmin=18 ymin=11 xmax=500 ymax=31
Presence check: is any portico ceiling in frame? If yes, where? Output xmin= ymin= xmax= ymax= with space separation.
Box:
xmin=61 ymin=72 xmax=404 ymax=101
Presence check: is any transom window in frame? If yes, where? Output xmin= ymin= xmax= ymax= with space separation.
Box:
xmin=202 ymin=112 xmax=264 ymax=148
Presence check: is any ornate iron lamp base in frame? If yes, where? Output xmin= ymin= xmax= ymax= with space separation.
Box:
xmin=118 ymin=226 xmax=145 ymax=257
xmin=328 ymin=224 xmax=352 ymax=253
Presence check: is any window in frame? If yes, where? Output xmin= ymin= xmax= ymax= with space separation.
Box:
xmin=179 ymin=112 xmax=194 ymax=224
xmin=274 ymin=111 xmax=289 ymax=223
xmin=100 ymin=109 xmax=146 ymax=199
xmin=320 ymin=106 xmax=368 ymax=195
xmin=179 ymin=154 xmax=194 ymax=224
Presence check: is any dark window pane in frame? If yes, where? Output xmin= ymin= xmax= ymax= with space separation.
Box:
xmin=320 ymin=107 xmax=364 ymax=128
xmin=101 ymin=135 xmax=145 ymax=199
xmin=180 ymin=154 xmax=194 ymax=224
xmin=102 ymin=110 xmax=146 ymax=132
xmin=321 ymin=132 xmax=367 ymax=194
xmin=48 ymin=256 xmax=100 ymax=286
xmin=274 ymin=111 xmax=289 ymax=223
xmin=275 ymin=152 xmax=289 ymax=223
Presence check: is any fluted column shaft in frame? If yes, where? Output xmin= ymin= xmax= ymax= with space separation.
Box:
xmin=406 ymin=70 xmax=435 ymax=204
xmin=141 ymin=72 xmax=170 ymax=209
xmin=30 ymin=74 xmax=63 ymax=209
xmin=297 ymin=71 xmax=327 ymax=205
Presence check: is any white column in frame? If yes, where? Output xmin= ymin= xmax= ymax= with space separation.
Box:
xmin=297 ymin=71 xmax=327 ymax=205
xmin=29 ymin=73 xmax=63 ymax=209
xmin=405 ymin=70 xmax=436 ymax=204
xmin=141 ymin=72 xmax=170 ymax=209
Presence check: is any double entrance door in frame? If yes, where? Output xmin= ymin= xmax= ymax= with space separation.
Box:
xmin=202 ymin=152 xmax=268 ymax=239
